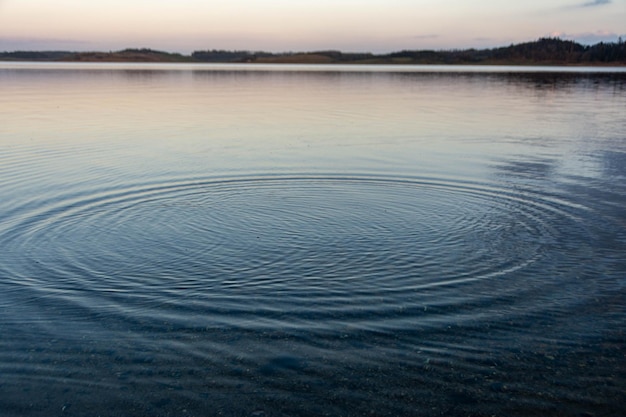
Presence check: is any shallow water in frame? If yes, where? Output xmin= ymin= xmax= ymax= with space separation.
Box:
xmin=1 ymin=63 xmax=625 ymax=416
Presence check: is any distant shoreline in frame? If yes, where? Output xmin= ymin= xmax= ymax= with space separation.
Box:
xmin=2 ymin=38 xmax=625 ymax=66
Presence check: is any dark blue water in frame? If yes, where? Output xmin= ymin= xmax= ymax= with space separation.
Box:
xmin=1 ymin=64 xmax=625 ymax=416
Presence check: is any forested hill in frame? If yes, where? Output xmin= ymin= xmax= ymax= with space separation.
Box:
xmin=192 ymin=38 xmax=626 ymax=65
xmin=383 ymin=38 xmax=626 ymax=65
xmin=2 ymin=38 xmax=625 ymax=65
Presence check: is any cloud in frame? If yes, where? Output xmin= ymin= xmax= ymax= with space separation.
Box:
xmin=412 ymin=34 xmax=439 ymax=39
xmin=548 ymin=30 xmax=624 ymax=44
xmin=557 ymin=0 xmax=612 ymax=10
xmin=580 ymin=0 xmax=611 ymax=7
xmin=0 ymin=36 xmax=92 ymax=51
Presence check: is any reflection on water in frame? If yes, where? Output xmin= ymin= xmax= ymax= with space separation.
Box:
xmin=0 ymin=64 xmax=625 ymax=416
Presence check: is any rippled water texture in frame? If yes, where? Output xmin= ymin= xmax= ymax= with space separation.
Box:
xmin=1 ymin=64 xmax=625 ymax=416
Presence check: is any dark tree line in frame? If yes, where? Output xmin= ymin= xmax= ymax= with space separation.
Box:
xmin=191 ymin=50 xmax=272 ymax=62
xmin=191 ymin=38 xmax=626 ymax=64
xmin=2 ymin=38 xmax=625 ymax=64
xmin=190 ymin=49 xmax=376 ymax=62
xmin=490 ymin=37 xmax=626 ymax=64
xmin=383 ymin=38 xmax=626 ymax=64
xmin=0 ymin=50 xmax=72 ymax=60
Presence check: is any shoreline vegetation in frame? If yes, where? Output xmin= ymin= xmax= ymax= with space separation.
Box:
xmin=1 ymin=38 xmax=625 ymax=65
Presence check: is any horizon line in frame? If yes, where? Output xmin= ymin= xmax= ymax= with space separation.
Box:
xmin=3 ymin=36 xmax=625 ymax=55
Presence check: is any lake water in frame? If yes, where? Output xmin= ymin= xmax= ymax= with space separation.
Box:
xmin=1 ymin=63 xmax=625 ymax=416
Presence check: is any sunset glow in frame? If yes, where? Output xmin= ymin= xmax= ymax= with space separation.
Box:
xmin=1 ymin=0 xmax=625 ymax=52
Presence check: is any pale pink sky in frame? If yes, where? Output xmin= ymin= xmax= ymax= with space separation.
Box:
xmin=1 ymin=0 xmax=624 ymax=52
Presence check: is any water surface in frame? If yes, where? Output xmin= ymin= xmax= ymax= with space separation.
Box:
xmin=1 ymin=63 xmax=625 ymax=416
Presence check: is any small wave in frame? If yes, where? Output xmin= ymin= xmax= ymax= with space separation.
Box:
xmin=1 ymin=172 xmax=623 ymax=417
xmin=0 ymin=173 xmax=595 ymax=334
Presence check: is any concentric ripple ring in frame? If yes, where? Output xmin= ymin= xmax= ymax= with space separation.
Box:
xmin=0 ymin=173 xmax=593 ymax=336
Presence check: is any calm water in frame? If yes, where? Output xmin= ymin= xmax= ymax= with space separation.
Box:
xmin=1 ymin=63 xmax=625 ymax=416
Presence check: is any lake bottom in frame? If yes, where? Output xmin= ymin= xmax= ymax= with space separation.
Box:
xmin=1 ymin=174 xmax=624 ymax=416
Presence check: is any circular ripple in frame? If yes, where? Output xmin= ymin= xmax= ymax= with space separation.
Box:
xmin=0 ymin=174 xmax=590 ymax=334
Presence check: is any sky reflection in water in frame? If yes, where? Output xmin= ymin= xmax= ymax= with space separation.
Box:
xmin=0 ymin=64 xmax=625 ymax=416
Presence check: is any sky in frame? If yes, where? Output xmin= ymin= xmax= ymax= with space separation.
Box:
xmin=0 ymin=0 xmax=625 ymax=53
